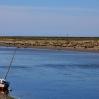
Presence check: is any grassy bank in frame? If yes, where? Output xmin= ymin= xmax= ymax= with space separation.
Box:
xmin=0 ymin=36 xmax=99 ymax=51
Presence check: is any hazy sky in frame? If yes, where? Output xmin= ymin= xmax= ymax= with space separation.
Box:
xmin=0 ymin=0 xmax=99 ymax=36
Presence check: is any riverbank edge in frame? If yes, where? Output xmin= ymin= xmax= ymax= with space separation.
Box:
xmin=0 ymin=36 xmax=99 ymax=53
xmin=0 ymin=45 xmax=99 ymax=53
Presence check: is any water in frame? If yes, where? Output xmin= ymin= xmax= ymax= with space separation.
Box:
xmin=0 ymin=47 xmax=99 ymax=99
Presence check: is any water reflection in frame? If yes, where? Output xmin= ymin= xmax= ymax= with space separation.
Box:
xmin=39 ymin=63 xmax=99 ymax=69
xmin=0 ymin=65 xmax=31 ymax=69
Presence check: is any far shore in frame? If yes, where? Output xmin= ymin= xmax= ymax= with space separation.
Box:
xmin=0 ymin=43 xmax=99 ymax=53
xmin=0 ymin=36 xmax=99 ymax=53
xmin=24 ymin=46 xmax=99 ymax=53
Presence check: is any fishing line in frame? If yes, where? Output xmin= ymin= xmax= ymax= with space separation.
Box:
xmin=4 ymin=48 xmax=17 ymax=80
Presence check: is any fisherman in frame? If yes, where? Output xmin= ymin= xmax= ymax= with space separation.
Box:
xmin=0 ymin=79 xmax=6 ymax=83
xmin=0 ymin=79 xmax=9 ymax=91
xmin=0 ymin=48 xmax=17 ymax=92
xmin=0 ymin=79 xmax=5 ymax=87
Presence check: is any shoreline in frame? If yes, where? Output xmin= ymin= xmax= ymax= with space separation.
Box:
xmin=0 ymin=45 xmax=99 ymax=53
xmin=0 ymin=36 xmax=99 ymax=53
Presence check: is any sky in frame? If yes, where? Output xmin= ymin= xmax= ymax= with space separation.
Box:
xmin=0 ymin=0 xmax=99 ymax=36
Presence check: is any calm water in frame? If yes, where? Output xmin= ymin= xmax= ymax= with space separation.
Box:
xmin=0 ymin=47 xmax=99 ymax=99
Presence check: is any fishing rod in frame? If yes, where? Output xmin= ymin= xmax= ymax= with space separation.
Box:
xmin=4 ymin=48 xmax=17 ymax=80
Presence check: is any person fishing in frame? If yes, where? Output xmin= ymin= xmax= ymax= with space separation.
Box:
xmin=0 ymin=48 xmax=17 ymax=91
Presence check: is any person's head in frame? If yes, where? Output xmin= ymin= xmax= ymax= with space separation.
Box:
xmin=0 ymin=79 xmax=6 ymax=84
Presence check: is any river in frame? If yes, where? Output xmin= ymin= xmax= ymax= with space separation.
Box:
xmin=0 ymin=47 xmax=99 ymax=99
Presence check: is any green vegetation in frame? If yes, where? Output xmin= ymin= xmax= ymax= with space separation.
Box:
xmin=7 ymin=96 xmax=15 ymax=99
xmin=0 ymin=94 xmax=15 ymax=99
xmin=0 ymin=36 xmax=99 ymax=40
